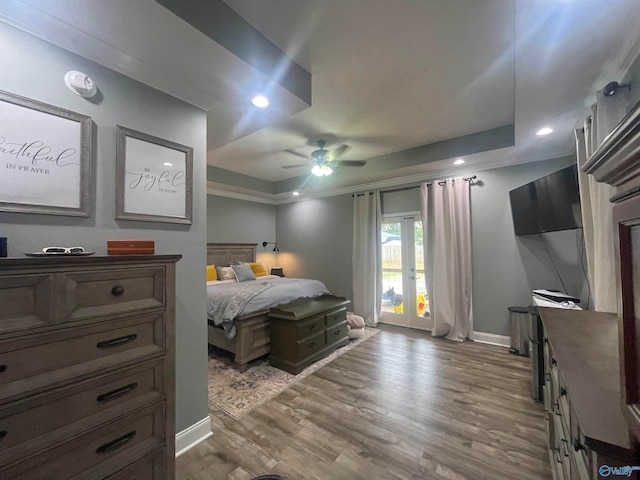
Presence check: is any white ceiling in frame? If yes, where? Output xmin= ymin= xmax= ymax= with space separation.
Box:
xmin=2 ymin=0 xmax=640 ymax=196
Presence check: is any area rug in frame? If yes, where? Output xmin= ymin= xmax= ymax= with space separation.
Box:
xmin=208 ymin=328 xmax=380 ymax=419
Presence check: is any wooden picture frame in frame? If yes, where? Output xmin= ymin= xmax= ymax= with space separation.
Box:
xmin=115 ymin=126 xmax=193 ymax=224
xmin=0 ymin=90 xmax=91 ymax=216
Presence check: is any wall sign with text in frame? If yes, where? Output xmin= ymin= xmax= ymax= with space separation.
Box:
xmin=115 ymin=126 xmax=193 ymax=224
xmin=0 ymin=90 xmax=92 ymax=216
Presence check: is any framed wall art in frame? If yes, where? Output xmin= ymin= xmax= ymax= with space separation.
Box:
xmin=0 ymin=89 xmax=92 ymax=216
xmin=115 ymin=125 xmax=193 ymax=224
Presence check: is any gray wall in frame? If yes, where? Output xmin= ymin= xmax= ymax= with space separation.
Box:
xmin=275 ymin=195 xmax=354 ymax=300
xmin=207 ymin=194 xmax=277 ymax=267
xmin=0 ymin=24 xmax=209 ymax=432
xmin=471 ymin=156 xmax=588 ymax=335
xmin=270 ymin=156 xmax=588 ymax=337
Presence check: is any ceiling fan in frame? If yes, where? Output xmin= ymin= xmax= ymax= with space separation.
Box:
xmin=282 ymin=140 xmax=367 ymax=176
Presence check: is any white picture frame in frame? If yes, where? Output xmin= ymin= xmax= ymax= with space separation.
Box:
xmin=115 ymin=126 xmax=193 ymax=224
xmin=0 ymin=90 xmax=92 ymax=216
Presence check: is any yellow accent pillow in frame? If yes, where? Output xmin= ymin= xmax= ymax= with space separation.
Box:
xmin=206 ymin=265 xmax=218 ymax=281
xmin=247 ymin=262 xmax=268 ymax=277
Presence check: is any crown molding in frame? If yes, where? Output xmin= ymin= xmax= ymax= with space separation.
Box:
xmin=207 ymin=151 xmax=575 ymax=205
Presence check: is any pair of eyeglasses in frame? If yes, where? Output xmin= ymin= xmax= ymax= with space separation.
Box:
xmin=42 ymin=246 xmax=85 ymax=253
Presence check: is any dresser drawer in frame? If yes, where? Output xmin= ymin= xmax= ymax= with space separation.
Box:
xmin=0 ymin=274 xmax=54 ymax=334
xmin=296 ymin=315 xmax=324 ymax=340
xmin=61 ymin=267 xmax=165 ymax=321
xmin=105 ymin=448 xmax=165 ymax=480
xmin=325 ymin=308 xmax=346 ymax=328
xmin=326 ymin=321 xmax=348 ymax=345
xmin=2 ymin=402 xmax=165 ymax=479
xmin=0 ymin=359 xmax=165 ymax=462
xmin=0 ymin=313 xmax=165 ymax=403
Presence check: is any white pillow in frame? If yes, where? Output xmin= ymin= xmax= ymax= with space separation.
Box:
xmin=216 ymin=266 xmax=236 ymax=281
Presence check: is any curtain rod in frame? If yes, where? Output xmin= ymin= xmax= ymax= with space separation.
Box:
xmin=382 ymin=175 xmax=477 ymax=194
xmin=352 ymin=192 xmax=376 ymax=197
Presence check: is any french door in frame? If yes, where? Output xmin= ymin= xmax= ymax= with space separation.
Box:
xmin=380 ymin=215 xmax=431 ymax=330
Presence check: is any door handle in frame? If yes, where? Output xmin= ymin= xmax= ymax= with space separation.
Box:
xmin=410 ymin=276 xmax=415 ymax=280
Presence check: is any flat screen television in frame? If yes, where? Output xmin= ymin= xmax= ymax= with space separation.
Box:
xmin=509 ymin=165 xmax=582 ymax=236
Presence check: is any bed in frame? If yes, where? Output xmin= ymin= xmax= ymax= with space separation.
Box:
xmin=206 ymin=243 xmax=330 ymax=370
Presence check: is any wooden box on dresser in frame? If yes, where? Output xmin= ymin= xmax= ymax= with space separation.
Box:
xmin=0 ymin=254 xmax=180 ymax=479
xmin=268 ymin=295 xmax=350 ymax=375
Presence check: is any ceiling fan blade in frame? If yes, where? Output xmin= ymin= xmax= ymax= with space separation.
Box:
xmin=336 ymin=160 xmax=367 ymax=167
xmin=284 ymin=149 xmax=309 ymax=159
xmin=332 ymin=144 xmax=350 ymax=159
xmin=282 ymin=164 xmax=310 ymax=169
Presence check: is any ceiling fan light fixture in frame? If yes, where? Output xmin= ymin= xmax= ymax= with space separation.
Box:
xmin=311 ymin=164 xmax=333 ymax=177
xmin=252 ymin=95 xmax=269 ymax=108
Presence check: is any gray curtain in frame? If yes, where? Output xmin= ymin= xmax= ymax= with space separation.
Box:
xmin=420 ymin=177 xmax=472 ymax=341
xmin=352 ymin=191 xmax=382 ymax=326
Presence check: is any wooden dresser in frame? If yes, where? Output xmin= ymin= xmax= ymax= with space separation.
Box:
xmin=268 ymin=295 xmax=350 ymax=374
xmin=539 ymin=308 xmax=637 ymax=480
xmin=0 ymin=254 xmax=180 ymax=479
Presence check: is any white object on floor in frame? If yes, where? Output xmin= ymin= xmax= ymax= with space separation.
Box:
xmin=348 ymin=327 xmax=365 ymax=339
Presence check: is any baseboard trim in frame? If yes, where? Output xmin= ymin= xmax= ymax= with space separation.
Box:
xmin=175 ymin=416 xmax=213 ymax=457
xmin=472 ymin=331 xmax=510 ymax=347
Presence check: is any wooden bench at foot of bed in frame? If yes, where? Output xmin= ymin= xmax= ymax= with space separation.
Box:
xmin=207 ymin=310 xmax=270 ymax=372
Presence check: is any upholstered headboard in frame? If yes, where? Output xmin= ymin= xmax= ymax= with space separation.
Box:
xmin=206 ymin=243 xmax=256 ymax=266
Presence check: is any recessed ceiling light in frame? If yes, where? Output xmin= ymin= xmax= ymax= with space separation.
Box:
xmin=292 ymin=191 xmax=300 ymax=196
xmin=536 ymin=127 xmax=553 ymax=136
xmin=252 ymin=95 xmax=269 ymax=108
xmin=163 ymin=162 xmax=173 ymax=167
xmin=454 ymin=159 xmax=465 ymax=165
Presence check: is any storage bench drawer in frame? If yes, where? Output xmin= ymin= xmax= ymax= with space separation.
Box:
xmin=326 ymin=321 xmax=348 ymax=345
xmin=325 ymin=308 xmax=346 ymax=328
xmin=296 ymin=315 xmax=324 ymax=340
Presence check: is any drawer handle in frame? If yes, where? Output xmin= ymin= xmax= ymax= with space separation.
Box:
xmin=334 ymin=329 xmax=341 ymax=335
xmin=308 ymin=324 xmax=316 ymax=330
xmin=0 ymin=365 xmax=6 ymax=373
xmin=308 ymin=341 xmax=316 ymax=348
xmin=573 ymin=439 xmax=585 ymax=452
xmin=96 ymin=430 xmax=136 ymax=454
xmin=560 ymin=387 xmax=567 ymax=396
xmin=97 ymin=334 xmax=137 ymax=349
xmin=97 ymin=382 xmax=138 ymax=403
xmin=111 ymin=285 xmax=125 ymax=296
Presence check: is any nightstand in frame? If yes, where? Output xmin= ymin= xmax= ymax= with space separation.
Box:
xmin=270 ymin=267 xmax=285 ymax=277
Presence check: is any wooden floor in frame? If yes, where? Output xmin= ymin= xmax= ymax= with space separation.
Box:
xmin=176 ymin=325 xmax=551 ymax=480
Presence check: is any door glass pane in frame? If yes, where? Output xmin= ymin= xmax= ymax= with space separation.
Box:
xmin=381 ymin=222 xmax=403 ymax=314
xmin=414 ymin=221 xmax=429 ymax=317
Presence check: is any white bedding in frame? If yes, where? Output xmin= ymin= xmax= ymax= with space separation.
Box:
xmin=206 ymin=275 xmax=330 ymax=337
